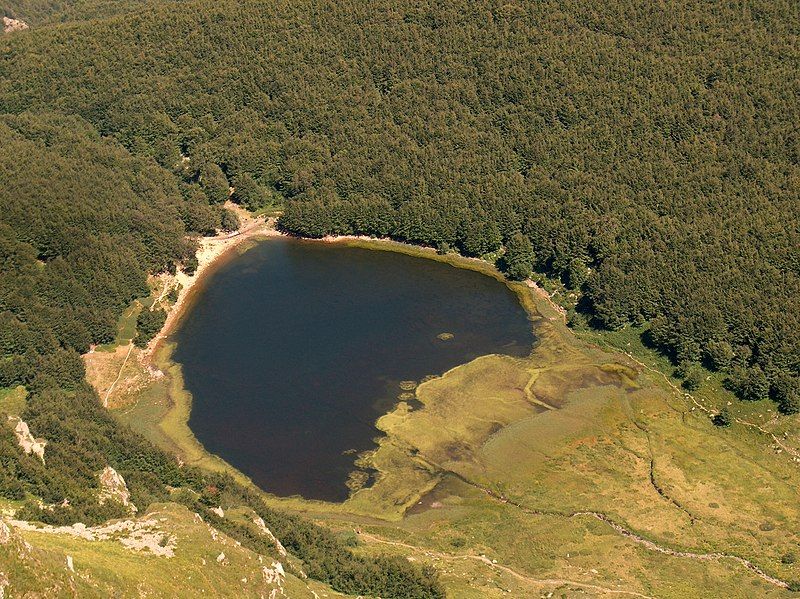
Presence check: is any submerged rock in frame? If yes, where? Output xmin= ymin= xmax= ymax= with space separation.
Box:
xmin=399 ymin=380 xmax=417 ymax=391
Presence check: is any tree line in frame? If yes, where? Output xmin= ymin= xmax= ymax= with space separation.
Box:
xmin=0 ymin=0 xmax=796 ymax=583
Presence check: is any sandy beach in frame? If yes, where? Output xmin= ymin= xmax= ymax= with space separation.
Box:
xmin=85 ymin=208 xmax=281 ymax=408
xmin=146 ymin=208 xmax=282 ymax=357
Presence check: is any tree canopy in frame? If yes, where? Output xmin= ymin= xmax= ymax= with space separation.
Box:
xmin=0 ymin=1 xmax=797 ymax=591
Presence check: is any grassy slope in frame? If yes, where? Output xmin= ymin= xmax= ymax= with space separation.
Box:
xmin=0 ymin=501 xmax=346 ymax=597
xmin=329 ymin=309 xmax=799 ymax=597
xmin=0 ymin=386 xmax=26 ymax=418
xmin=94 ymin=299 xmax=141 ymax=353
xmin=583 ymin=323 xmax=800 ymax=447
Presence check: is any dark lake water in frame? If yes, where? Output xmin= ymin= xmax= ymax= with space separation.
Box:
xmin=172 ymin=238 xmax=535 ymax=501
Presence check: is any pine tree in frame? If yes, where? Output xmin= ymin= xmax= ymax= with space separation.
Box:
xmin=713 ymin=408 xmax=732 ymax=427
xmin=199 ymin=163 xmax=230 ymax=204
xmin=502 ymin=233 xmax=534 ymax=280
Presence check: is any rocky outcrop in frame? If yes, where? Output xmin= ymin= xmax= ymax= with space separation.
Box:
xmin=98 ymin=466 xmax=136 ymax=513
xmin=253 ymin=516 xmax=287 ymax=557
xmin=8 ymin=417 xmax=46 ymax=463
xmin=2 ymin=16 xmax=28 ymax=33
xmin=0 ymin=520 xmax=11 ymax=545
xmin=9 ymin=517 xmax=175 ymax=557
xmin=262 ymin=561 xmax=286 ymax=597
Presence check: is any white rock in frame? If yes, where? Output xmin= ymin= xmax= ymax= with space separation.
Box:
xmin=0 ymin=521 xmax=11 ymax=545
xmin=252 ymin=517 xmax=287 ymax=557
xmin=2 ymin=16 xmax=28 ymax=33
xmin=9 ymin=417 xmax=46 ymax=463
xmin=262 ymin=561 xmax=285 ymax=585
xmin=98 ymin=466 xmax=136 ymax=512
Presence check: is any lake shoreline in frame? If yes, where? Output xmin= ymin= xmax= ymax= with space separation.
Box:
xmin=128 ymin=220 xmax=551 ymax=510
xmin=146 ymin=212 xmax=283 ymax=359
xmin=133 ymin=215 xmax=567 ymax=377
xmin=155 ymin=221 xmax=560 ymax=355
xmin=168 ymin=234 xmax=537 ymax=501
xmin=309 ymin=233 xmax=562 ymax=323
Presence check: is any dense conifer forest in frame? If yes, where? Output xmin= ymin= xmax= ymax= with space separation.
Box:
xmin=0 ymin=0 xmax=797 ymax=593
xmin=2 ymin=0 xmax=796 ymax=412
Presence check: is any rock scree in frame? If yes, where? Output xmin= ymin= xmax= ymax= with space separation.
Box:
xmin=8 ymin=417 xmax=46 ymax=463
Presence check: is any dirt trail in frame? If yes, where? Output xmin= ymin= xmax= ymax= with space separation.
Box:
xmin=433 ymin=466 xmax=790 ymax=589
xmin=522 ymin=278 xmax=799 ymax=467
xmin=526 ymin=278 xmax=798 ymax=461
xmin=620 ymin=350 xmax=800 ymax=462
xmin=617 ymin=400 xmax=698 ymax=524
xmin=524 ymin=279 xmax=567 ymax=322
xmin=572 ymin=510 xmax=788 ymax=588
xmin=102 ymin=342 xmax=134 ymax=408
xmin=358 ymin=532 xmax=658 ymax=598
xmin=522 ymin=371 xmax=557 ymax=410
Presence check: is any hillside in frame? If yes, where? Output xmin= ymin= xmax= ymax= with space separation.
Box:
xmin=0 ymin=501 xmax=347 ymax=597
xmin=0 ymin=0 xmax=798 ymax=596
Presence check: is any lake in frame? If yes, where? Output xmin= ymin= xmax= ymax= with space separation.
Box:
xmin=171 ymin=238 xmax=535 ymax=501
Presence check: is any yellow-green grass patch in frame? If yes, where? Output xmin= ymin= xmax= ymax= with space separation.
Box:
xmin=98 ymin=232 xmax=800 ymax=595
xmin=0 ymin=385 xmax=26 ymax=417
xmin=8 ymin=502 xmax=330 ymax=598
xmin=95 ymin=300 xmax=142 ymax=352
